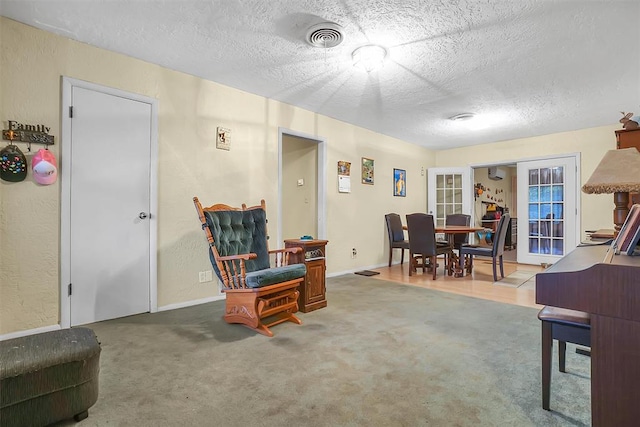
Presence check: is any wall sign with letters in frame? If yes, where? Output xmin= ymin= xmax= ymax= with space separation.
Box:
xmin=2 ymin=120 xmax=54 ymax=146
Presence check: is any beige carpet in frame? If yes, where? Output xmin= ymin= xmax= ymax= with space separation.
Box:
xmin=56 ymin=274 xmax=590 ymax=426
xmin=494 ymin=270 xmax=538 ymax=288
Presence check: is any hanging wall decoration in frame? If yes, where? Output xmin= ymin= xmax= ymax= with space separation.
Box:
xmin=2 ymin=120 xmax=54 ymax=146
xmin=32 ymin=148 xmax=58 ymax=185
xmin=393 ymin=168 xmax=406 ymax=197
xmin=338 ymin=160 xmax=351 ymax=193
xmin=216 ymin=127 xmax=231 ymax=150
xmin=361 ymin=157 xmax=374 ymax=185
xmin=0 ymin=143 xmax=27 ymax=182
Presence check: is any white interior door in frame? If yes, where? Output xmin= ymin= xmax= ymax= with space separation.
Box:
xmin=427 ymin=167 xmax=472 ymax=226
xmin=516 ymin=156 xmax=579 ymax=265
xmin=64 ymin=82 xmax=154 ymax=326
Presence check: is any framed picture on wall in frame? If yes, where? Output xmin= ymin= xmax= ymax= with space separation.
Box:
xmin=362 ymin=158 xmax=374 ymax=185
xmin=394 ymin=168 xmax=406 ymax=197
xmin=338 ymin=161 xmax=351 ymax=176
xmin=216 ymin=127 xmax=231 ymax=150
xmin=338 ymin=161 xmax=352 ymax=193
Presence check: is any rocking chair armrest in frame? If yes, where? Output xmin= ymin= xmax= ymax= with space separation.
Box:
xmin=269 ymin=247 xmax=302 ymax=255
xmin=217 ymin=253 xmax=258 ymax=262
xmin=268 ymin=247 xmax=303 ymax=267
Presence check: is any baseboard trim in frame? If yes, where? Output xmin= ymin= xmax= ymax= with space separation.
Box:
xmin=1 ymin=296 xmax=228 ymax=340
xmin=158 ymin=295 xmax=226 ymax=312
xmin=0 ymin=324 xmax=62 ymax=342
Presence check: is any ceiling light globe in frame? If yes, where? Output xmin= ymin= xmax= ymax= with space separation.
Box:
xmin=352 ymin=45 xmax=387 ymax=72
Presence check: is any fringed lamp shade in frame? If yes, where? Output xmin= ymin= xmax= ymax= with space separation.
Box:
xmin=582 ymin=148 xmax=640 ymax=232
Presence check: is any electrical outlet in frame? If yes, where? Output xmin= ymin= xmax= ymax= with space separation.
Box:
xmin=205 ymin=270 xmax=213 ymax=281
xmin=198 ymin=271 xmax=207 ymax=283
xmin=352 ymin=248 xmax=357 ymax=258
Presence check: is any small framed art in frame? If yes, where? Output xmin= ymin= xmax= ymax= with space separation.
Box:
xmin=216 ymin=127 xmax=231 ymax=150
xmin=362 ymin=157 xmax=374 ymax=185
xmin=338 ymin=161 xmax=351 ymax=193
xmin=394 ymin=168 xmax=406 ymax=197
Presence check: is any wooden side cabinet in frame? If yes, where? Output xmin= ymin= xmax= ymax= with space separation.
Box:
xmin=615 ymin=128 xmax=640 ymax=205
xmin=615 ymin=128 xmax=640 ymax=150
xmin=284 ymin=239 xmax=328 ymax=313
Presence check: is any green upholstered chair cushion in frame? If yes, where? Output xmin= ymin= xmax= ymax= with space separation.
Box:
xmin=204 ymin=209 xmax=268 ymax=269
xmin=204 ymin=208 xmax=304 ymax=288
xmin=245 ymin=263 xmax=306 ymax=288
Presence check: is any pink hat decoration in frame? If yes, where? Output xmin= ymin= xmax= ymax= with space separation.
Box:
xmin=32 ymin=148 xmax=58 ymax=185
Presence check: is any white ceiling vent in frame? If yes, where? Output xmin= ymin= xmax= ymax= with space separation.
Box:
xmin=305 ymin=22 xmax=344 ymax=48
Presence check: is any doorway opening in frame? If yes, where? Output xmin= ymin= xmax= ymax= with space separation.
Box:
xmin=471 ymin=164 xmax=518 ymax=263
xmin=277 ymin=128 xmax=326 ymax=246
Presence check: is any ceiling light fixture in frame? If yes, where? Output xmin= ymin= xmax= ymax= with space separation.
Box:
xmin=352 ymin=45 xmax=387 ymax=72
xmin=449 ymin=113 xmax=493 ymax=130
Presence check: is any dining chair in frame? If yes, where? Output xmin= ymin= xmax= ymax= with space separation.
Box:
xmin=445 ymin=213 xmax=471 ymax=251
xmin=458 ymin=214 xmax=511 ymax=281
xmin=538 ymin=305 xmax=591 ymax=410
xmin=405 ymin=213 xmax=453 ymax=279
xmin=385 ymin=213 xmax=410 ymax=267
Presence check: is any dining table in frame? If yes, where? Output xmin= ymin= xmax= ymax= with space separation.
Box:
xmin=403 ymin=224 xmax=486 ymax=277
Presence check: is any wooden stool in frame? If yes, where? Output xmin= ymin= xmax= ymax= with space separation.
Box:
xmin=538 ymin=306 xmax=591 ymax=411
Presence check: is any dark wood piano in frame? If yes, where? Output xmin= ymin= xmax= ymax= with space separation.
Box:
xmin=536 ymin=244 xmax=640 ymax=426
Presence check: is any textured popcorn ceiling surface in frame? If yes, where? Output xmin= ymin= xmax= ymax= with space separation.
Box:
xmin=2 ymin=0 xmax=639 ymax=149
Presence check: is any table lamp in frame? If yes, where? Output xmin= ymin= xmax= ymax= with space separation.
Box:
xmin=582 ymin=148 xmax=640 ymax=233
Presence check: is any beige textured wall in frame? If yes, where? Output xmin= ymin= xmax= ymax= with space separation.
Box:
xmin=318 ymin=115 xmax=433 ymax=268
xmin=0 ymin=18 xmax=433 ymax=335
xmin=436 ymin=125 xmax=619 ymax=235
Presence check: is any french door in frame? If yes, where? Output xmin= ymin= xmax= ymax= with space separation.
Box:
xmin=516 ymin=156 xmax=579 ymax=265
xmin=427 ymin=167 xmax=472 ymax=226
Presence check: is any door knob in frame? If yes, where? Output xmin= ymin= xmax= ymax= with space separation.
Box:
xmin=139 ymin=212 xmax=148 ymax=220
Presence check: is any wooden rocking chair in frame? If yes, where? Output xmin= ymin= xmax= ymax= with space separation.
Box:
xmin=193 ymin=197 xmax=306 ymax=337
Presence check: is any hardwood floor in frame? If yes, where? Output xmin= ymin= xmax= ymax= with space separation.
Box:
xmin=369 ymin=256 xmax=544 ymax=309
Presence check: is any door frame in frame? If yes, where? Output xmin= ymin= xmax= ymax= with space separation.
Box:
xmin=60 ymin=77 xmax=159 ymax=328
xmin=470 ymin=152 xmax=581 ymax=263
xmin=277 ymin=127 xmax=326 ymax=245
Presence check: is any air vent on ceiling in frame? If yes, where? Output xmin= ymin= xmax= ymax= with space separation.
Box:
xmin=305 ymin=22 xmax=344 ymax=48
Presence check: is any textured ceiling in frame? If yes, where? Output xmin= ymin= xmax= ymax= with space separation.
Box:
xmin=2 ymin=0 xmax=639 ymax=149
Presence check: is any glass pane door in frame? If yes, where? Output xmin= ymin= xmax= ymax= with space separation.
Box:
xmin=527 ymin=167 xmax=565 ymax=255
xmin=517 ymin=157 xmax=578 ymax=265
xmin=428 ymin=167 xmax=471 ymax=227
